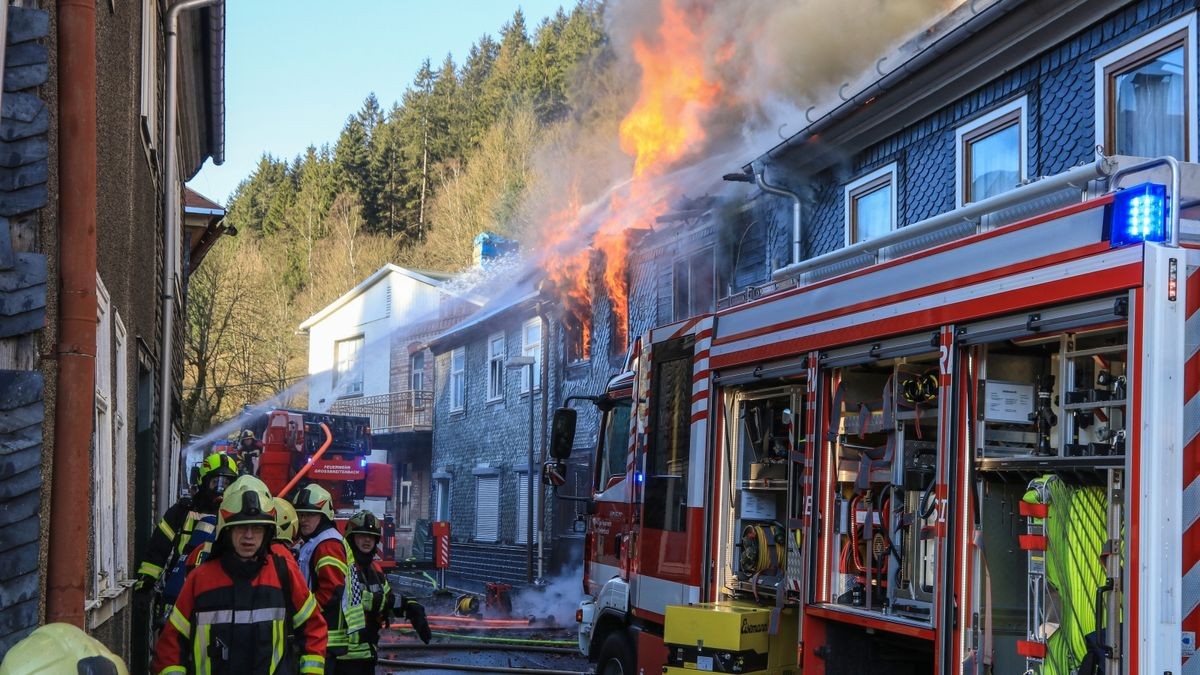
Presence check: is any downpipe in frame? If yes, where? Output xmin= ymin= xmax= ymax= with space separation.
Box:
xmin=753 ymin=162 xmax=804 ymax=267
xmin=157 ymin=0 xmax=222 ymax=514
xmin=47 ymin=0 xmax=99 ymax=627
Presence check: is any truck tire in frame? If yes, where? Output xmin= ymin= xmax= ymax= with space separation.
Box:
xmin=595 ymin=630 xmax=635 ymax=675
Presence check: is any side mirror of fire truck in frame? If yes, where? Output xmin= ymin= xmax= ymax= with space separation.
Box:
xmin=549 ymin=407 xmax=577 ymax=460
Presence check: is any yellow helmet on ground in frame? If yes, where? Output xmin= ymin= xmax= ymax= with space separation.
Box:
xmin=273 ymin=496 xmax=298 ymax=544
xmin=293 ymin=483 xmax=335 ymax=520
xmin=216 ymin=475 xmax=277 ymax=538
xmin=0 ymin=623 xmax=129 ymax=675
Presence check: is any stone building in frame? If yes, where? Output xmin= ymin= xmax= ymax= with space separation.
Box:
xmin=0 ymin=0 xmax=225 ymax=665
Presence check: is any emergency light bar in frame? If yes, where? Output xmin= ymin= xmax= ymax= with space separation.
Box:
xmin=1110 ymin=182 xmax=1167 ymax=248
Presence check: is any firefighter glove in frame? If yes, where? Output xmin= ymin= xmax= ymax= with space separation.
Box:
xmin=399 ymin=598 xmax=431 ymax=644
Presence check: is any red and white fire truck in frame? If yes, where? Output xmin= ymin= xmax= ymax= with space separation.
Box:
xmin=548 ymin=156 xmax=1199 ymax=675
xmin=249 ymin=408 xmax=398 ymax=563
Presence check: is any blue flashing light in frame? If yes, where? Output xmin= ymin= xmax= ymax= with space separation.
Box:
xmin=634 ymin=471 xmax=644 ymax=485
xmin=360 ymin=458 xmax=367 ymax=468
xmin=1110 ymin=182 xmax=1167 ymax=248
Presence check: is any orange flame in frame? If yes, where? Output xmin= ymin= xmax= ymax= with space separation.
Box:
xmin=547 ymin=0 xmax=722 ymax=354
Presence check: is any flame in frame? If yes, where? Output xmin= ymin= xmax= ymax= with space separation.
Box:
xmin=618 ymin=0 xmax=722 ymax=179
xmin=546 ymin=0 xmax=722 ymax=354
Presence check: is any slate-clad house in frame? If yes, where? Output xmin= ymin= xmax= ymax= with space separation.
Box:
xmin=428 ymin=0 xmax=1199 ymax=599
xmin=0 ymin=0 xmax=225 ymax=664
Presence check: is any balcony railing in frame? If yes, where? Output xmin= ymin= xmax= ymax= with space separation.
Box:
xmin=329 ymin=390 xmax=434 ymax=433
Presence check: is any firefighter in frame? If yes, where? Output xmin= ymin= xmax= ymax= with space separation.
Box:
xmin=237 ymin=428 xmax=263 ymax=475
xmin=135 ymin=453 xmax=239 ymax=629
xmin=152 ymin=475 xmax=327 ymax=674
xmin=336 ymin=511 xmax=430 ymax=672
xmin=0 ymin=622 xmax=129 ymax=674
xmin=274 ymin=496 xmax=300 ymax=555
xmin=293 ymin=484 xmax=359 ymax=673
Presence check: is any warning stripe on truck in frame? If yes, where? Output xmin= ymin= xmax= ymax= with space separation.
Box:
xmin=1183 ymin=263 xmax=1200 ymax=672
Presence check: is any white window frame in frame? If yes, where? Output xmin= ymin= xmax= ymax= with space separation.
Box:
xmin=955 ymin=97 xmax=1028 ymax=207
xmin=140 ymin=0 xmax=159 ymax=156
xmin=410 ymin=351 xmax=425 ymax=392
xmin=521 ymin=319 xmax=542 ymax=393
xmin=89 ymin=278 xmax=132 ymax=627
xmin=487 ymin=332 xmax=505 ymax=401
xmin=474 ymin=475 xmax=500 ymax=542
xmin=450 ymin=347 xmax=466 ymax=411
xmin=1094 ymin=13 xmax=1198 ymax=162
xmin=333 ymin=335 xmax=365 ymax=398
xmin=515 ymin=470 xmax=540 ymax=544
xmin=433 ymin=476 xmax=451 ymax=522
xmin=398 ymin=480 xmax=412 ymax=529
xmin=843 ymin=163 xmax=898 ymax=246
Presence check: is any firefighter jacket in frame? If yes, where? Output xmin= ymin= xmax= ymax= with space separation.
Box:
xmin=138 ymin=498 xmax=217 ymax=604
xmin=339 ymin=552 xmax=394 ymax=661
xmin=151 ymin=550 xmax=326 ymax=675
xmin=297 ymin=525 xmax=366 ymax=654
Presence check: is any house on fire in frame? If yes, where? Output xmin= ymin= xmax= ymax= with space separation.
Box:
xmin=426 ymin=200 xmax=786 ymax=587
xmin=426 ymin=0 xmax=1197 ymax=602
xmin=0 ymin=0 xmax=226 ymax=665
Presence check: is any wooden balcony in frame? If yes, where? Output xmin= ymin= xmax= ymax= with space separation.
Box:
xmin=329 ymin=390 xmax=434 ymax=434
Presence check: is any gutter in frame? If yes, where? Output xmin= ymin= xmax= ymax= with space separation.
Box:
xmin=47 ymin=0 xmax=98 ymax=627
xmin=159 ymin=0 xmax=223 ymax=514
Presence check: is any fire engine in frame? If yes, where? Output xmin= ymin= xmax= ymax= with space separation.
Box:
xmin=547 ymin=155 xmax=1198 ymax=675
xmin=247 ymin=408 xmax=398 ymax=563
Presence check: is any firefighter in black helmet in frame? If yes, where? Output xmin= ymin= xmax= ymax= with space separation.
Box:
xmin=135 ymin=453 xmax=238 ymax=632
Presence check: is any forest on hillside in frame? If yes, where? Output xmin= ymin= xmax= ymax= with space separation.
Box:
xmin=183 ymin=2 xmax=621 ymax=435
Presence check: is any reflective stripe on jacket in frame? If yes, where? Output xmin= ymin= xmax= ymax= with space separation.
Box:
xmin=151 ymin=551 xmax=327 ymax=675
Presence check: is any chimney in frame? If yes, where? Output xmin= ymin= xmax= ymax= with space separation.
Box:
xmin=473 ymin=232 xmax=519 ymax=268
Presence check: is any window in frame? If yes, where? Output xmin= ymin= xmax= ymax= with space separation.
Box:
xmin=410 ymin=351 xmax=425 ymax=391
xmin=565 ymin=317 xmax=591 ymax=363
xmin=433 ymin=476 xmax=450 ymax=522
xmin=1095 ymin=14 xmax=1197 ymax=161
xmin=644 ymin=337 xmax=694 ymax=533
xmin=487 ymin=333 xmax=505 ymax=401
xmin=956 ymin=97 xmax=1027 ymax=206
xmin=844 ymin=164 xmax=897 ymax=245
xmin=450 ymin=347 xmax=465 ymax=411
xmin=140 ymin=0 xmax=159 ymax=152
xmin=596 ymin=401 xmax=633 ymax=491
xmin=672 ymin=248 xmax=716 ymax=321
xmin=334 ymin=336 xmax=364 ymax=397
xmin=521 ymin=319 xmax=542 ymax=393
xmin=90 ymin=278 xmax=131 ymax=625
xmin=398 ymin=480 xmax=412 ymax=528
xmin=410 ymin=351 xmax=427 ymax=410
xmin=474 ymin=474 xmax=500 ymax=542
xmin=516 ymin=471 xmax=540 ymax=544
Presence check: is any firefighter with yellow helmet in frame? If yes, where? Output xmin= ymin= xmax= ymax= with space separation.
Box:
xmin=0 ymin=623 xmax=129 ymax=674
xmin=152 ymin=475 xmax=327 ymax=674
xmin=293 ymin=483 xmax=359 ymax=671
xmin=135 ymin=453 xmax=238 ymax=631
xmin=273 ymin=496 xmax=300 ymax=552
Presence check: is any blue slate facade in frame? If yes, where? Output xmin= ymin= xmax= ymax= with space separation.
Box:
xmin=0 ymin=6 xmax=49 ymax=655
xmin=793 ymin=0 xmax=1192 ymax=260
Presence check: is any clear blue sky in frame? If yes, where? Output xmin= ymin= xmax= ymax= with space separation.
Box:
xmin=189 ymin=0 xmax=569 ymax=206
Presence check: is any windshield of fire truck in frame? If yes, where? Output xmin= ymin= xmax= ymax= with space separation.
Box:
xmin=596 ymin=401 xmax=632 ymax=490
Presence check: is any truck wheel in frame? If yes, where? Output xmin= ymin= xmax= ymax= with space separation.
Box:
xmin=595 ymin=630 xmax=635 ymax=675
